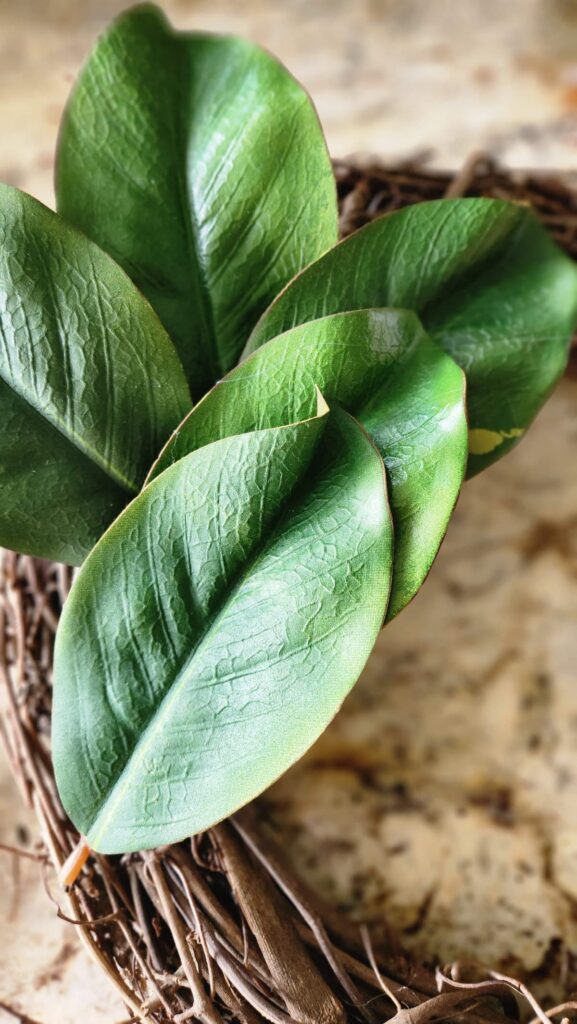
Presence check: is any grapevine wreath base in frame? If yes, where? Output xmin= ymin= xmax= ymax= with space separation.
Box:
xmin=2 ymin=156 xmax=577 ymax=1024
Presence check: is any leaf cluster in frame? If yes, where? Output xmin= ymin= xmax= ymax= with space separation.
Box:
xmin=0 ymin=6 xmax=574 ymax=852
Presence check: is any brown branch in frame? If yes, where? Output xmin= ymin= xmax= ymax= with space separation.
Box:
xmin=145 ymin=854 xmax=223 ymax=1024
xmin=214 ymin=821 xmax=346 ymax=1024
xmin=232 ymin=807 xmax=375 ymax=1020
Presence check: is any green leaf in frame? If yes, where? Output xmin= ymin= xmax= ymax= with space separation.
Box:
xmin=53 ymin=403 xmax=392 ymax=853
xmin=55 ymin=3 xmax=338 ymax=399
xmin=245 ymin=198 xmax=577 ymax=474
xmin=150 ymin=309 xmax=467 ymax=619
xmin=0 ymin=184 xmax=191 ymax=565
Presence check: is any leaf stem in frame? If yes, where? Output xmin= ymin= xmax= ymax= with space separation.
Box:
xmin=59 ymin=836 xmax=91 ymax=887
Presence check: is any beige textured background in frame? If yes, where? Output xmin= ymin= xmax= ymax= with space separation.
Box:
xmin=1 ymin=1 xmax=577 ymax=1021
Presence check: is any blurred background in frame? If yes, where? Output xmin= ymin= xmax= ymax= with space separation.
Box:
xmin=2 ymin=2 xmax=577 ymax=1022
xmin=4 ymin=0 xmax=577 ymax=210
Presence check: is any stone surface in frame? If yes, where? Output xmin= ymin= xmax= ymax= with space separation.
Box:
xmin=1 ymin=1 xmax=577 ymax=1021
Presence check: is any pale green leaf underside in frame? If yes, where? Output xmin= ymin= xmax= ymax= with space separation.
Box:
xmin=55 ymin=3 xmax=338 ymax=399
xmin=245 ymin=197 xmax=577 ymax=474
xmin=0 ymin=184 xmax=191 ymax=564
xmin=53 ymin=405 xmax=392 ymax=852
xmin=151 ymin=308 xmax=467 ymax=619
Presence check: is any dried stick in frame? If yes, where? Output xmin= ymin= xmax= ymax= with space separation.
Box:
xmin=214 ymin=822 xmax=346 ymax=1024
xmin=232 ymin=808 xmax=371 ymax=1017
xmin=146 ymin=854 xmax=223 ymax=1024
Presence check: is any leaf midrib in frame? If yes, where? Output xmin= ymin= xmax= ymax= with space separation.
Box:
xmin=171 ymin=45 xmax=220 ymax=384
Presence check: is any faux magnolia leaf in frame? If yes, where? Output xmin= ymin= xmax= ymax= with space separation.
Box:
xmin=53 ymin=403 xmax=392 ymax=852
xmin=245 ymin=197 xmax=577 ymax=474
xmin=0 ymin=184 xmax=190 ymax=565
xmin=150 ymin=309 xmax=467 ymax=619
xmin=55 ymin=3 xmax=338 ymax=399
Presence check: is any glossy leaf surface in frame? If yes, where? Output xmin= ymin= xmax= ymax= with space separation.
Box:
xmin=0 ymin=184 xmax=190 ymax=564
xmin=245 ymin=198 xmax=577 ymax=474
xmin=55 ymin=4 xmax=338 ymax=398
xmin=53 ymin=405 xmax=392 ymax=852
xmin=151 ymin=309 xmax=467 ymax=618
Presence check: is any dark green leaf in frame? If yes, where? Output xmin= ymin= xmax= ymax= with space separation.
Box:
xmin=53 ymin=404 xmax=392 ymax=852
xmin=245 ymin=198 xmax=577 ymax=474
xmin=55 ymin=3 xmax=338 ymax=399
xmin=151 ymin=309 xmax=467 ymax=618
xmin=0 ymin=184 xmax=190 ymax=564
